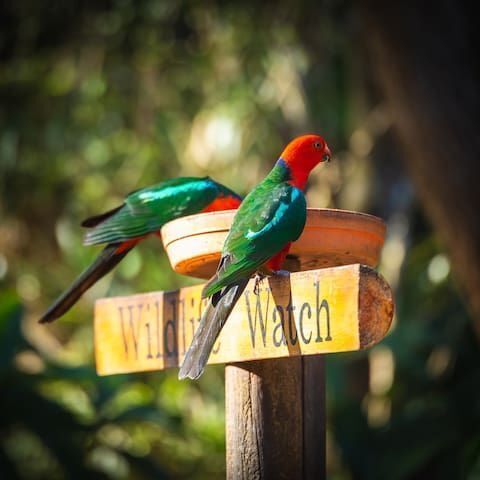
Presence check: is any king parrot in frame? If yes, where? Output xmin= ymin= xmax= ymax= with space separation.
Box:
xmin=40 ymin=177 xmax=242 ymax=324
xmin=179 ymin=134 xmax=331 ymax=380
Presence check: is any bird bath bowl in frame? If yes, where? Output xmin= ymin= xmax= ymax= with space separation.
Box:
xmin=161 ymin=208 xmax=386 ymax=280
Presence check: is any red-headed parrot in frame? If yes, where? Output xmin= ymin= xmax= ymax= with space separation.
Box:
xmin=40 ymin=177 xmax=242 ymax=323
xmin=179 ymin=134 xmax=331 ymax=379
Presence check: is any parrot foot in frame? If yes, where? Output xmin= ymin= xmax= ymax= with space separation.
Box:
xmin=253 ymin=273 xmax=267 ymax=295
xmin=273 ymin=269 xmax=291 ymax=277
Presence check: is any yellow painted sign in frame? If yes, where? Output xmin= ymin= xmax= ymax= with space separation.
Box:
xmin=94 ymin=264 xmax=389 ymax=376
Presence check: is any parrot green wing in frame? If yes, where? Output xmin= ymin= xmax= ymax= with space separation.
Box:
xmin=203 ymin=179 xmax=306 ymax=297
xmin=83 ymin=177 xmax=219 ymax=245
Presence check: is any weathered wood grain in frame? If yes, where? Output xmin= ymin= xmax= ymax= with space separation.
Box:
xmin=225 ymin=356 xmax=325 ymax=480
xmin=302 ymin=355 xmax=326 ymax=478
xmin=225 ymin=358 xmax=303 ymax=480
xmin=359 ymin=265 xmax=394 ymax=348
xmin=94 ymin=264 xmax=393 ymax=375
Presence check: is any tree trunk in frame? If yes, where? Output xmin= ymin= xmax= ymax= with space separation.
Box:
xmin=359 ymin=1 xmax=480 ymax=333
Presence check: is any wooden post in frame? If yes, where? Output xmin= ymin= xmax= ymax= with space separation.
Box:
xmin=226 ymin=356 xmax=325 ymax=480
xmin=224 ymin=265 xmax=392 ymax=480
xmin=93 ymin=264 xmax=393 ymax=479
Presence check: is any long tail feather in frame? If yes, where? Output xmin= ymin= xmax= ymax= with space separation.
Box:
xmin=81 ymin=204 xmax=124 ymax=228
xmin=39 ymin=243 xmax=132 ymax=324
xmin=178 ymin=278 xmax=249 ymax=380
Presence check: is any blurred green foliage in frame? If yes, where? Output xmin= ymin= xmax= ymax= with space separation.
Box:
xmin=0 ymin=290 xmax=225 ymax=479
xmin=328 ymin=231 xmax=480 ymax=479
xmin=1 ymin=1 xmax=479 ymax=479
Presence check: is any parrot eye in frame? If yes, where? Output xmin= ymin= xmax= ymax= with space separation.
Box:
xmin=313 ymin=141 xmax=323 ymax=149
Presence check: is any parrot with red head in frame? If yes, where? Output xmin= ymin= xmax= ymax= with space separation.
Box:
xmin=40 ymin=177 xmax=242 ymax=323
xmin=179 ymin=134 xmax=331 ymax=380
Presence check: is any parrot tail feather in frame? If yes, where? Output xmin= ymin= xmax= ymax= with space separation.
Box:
xmin=178 ymin=278 xmax=249 ymax=380
xmin=81 ymin=204 xmax=124 ymax=228
xmin=39 ymin=243 xmax=132 ymax=324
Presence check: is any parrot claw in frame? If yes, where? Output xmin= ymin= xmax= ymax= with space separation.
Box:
xmin=253 ymin=273 xmax=267 ymax=295
xmin=274 ymin=269 xmax=291 ymax=277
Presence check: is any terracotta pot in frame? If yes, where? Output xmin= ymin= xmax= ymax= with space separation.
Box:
xmin=161 ymin=208 xmax=386 ymax=279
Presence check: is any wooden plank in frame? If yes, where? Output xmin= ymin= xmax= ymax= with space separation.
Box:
xmin=225 ymin=357 xmax=326 ymax=480
xmin=94 ymin=264 xmax=393 ymax=375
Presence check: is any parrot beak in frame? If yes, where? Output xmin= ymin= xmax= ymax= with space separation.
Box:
xmin=322 ymin=145 xmax=332 ymax=163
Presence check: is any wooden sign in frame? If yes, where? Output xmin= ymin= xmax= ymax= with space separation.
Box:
xmin=94 ymin=264 xmax=393 ymax=376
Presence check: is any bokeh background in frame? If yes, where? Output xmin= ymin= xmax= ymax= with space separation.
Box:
xmin=1 ymin=1 xmax=479 ymax=479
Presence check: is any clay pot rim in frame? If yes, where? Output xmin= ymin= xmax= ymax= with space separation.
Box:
xmin=162 ymin=207 xmax=386 ymax=248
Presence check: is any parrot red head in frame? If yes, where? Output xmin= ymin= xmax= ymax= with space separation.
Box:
xmin=279 ymin=134 xmax=331 ymax=190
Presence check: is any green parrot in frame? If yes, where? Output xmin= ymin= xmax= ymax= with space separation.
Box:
xmin=40 ymin=177 xmax=242 ymax=323
xmin=179 ymin=134 xmax=331 ymax=379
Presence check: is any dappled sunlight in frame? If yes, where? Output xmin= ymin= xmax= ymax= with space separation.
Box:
xmin=185 ymin=111 xmax=241 ymax=169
